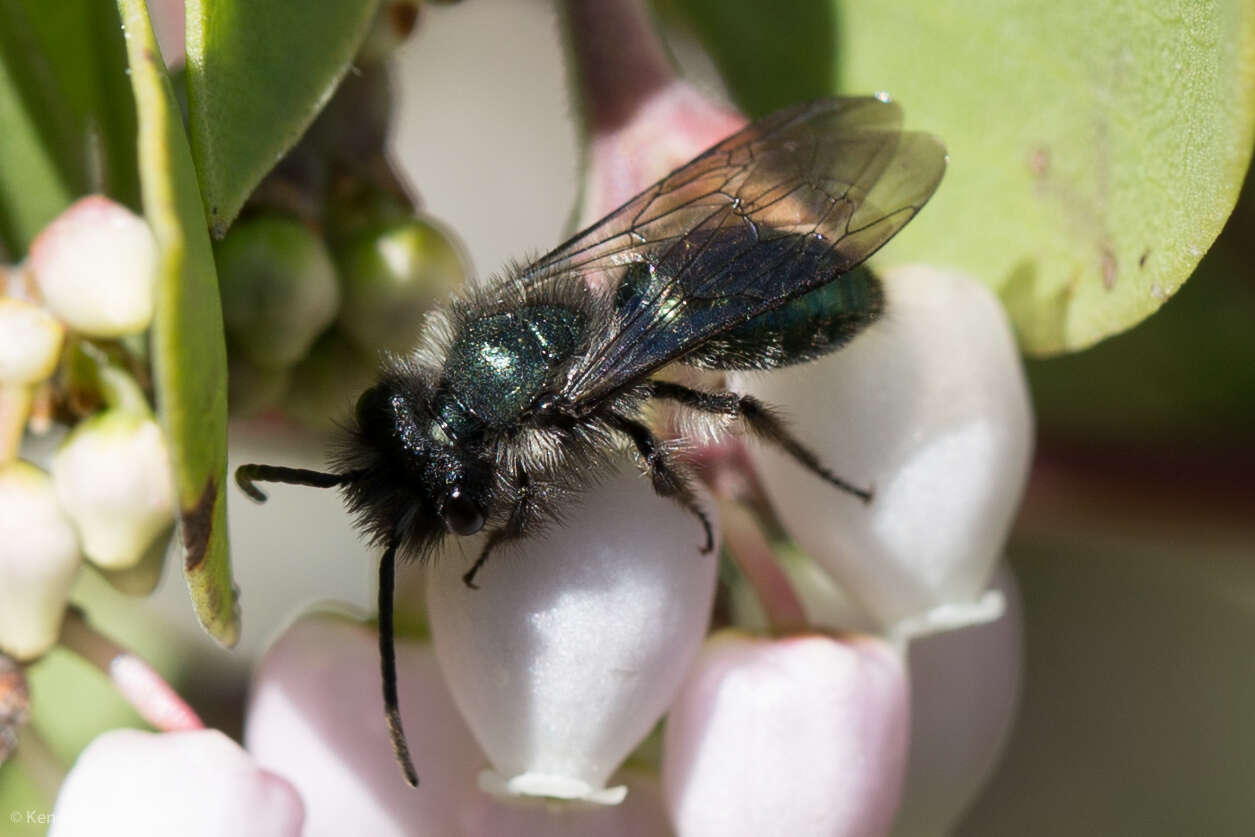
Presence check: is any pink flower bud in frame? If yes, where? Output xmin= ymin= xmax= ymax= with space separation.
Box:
xmin=28 ymin=196 xmax=158 ymax=338
xmin=246 ymin=613 xmax=483 ymax=835
xmin=50 ymin=729 xmax=303 ymax=836
xmin=662 ymin=632 xmax=909 ymax=837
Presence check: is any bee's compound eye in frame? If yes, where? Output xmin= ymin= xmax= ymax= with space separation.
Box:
xmin=354 ymin=385 xmax=387 ymax=428
xmin=443 ymin=487 xmax=484 ymax=535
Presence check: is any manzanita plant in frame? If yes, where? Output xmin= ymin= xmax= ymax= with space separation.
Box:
xmin=0 ymin=0 xmax=1252 ymax=834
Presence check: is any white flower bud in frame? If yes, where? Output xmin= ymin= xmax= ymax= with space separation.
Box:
xmin=738 ymin=265 xmax=1033 ymax=634
xmin=50 ymin=729 xmax=304 ymax=837
xmin=462 ymin=770 xmax=674 ymax=836
xmin=0 ymin=298 xmax=65 ymax=385
xmin=427 ymin=460 xmax=719 ymax=803
xmin=246 ymin=614 xmax=483 ymax=836
xmin=662 ymin=631 xmax=909 ymax=837
xmin=51 ymin=410 xmax=175 ymax=570
xmin=0 ymin=461 xmax=81 ymax=660
xmin=28 ymin=196 xmax=159 ymax=338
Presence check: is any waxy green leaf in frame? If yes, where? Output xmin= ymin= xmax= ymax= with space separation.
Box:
xmin=0 ymin=0 xmax=82 ymax=255
xmin=117 ymin=0 xmax=238 ymax=647
xmin=670 ymin=0 xmax=1255 ymax=354
xmin=185 ymin=0 xmax=380 ymax=237
xmin=0 ymin=0 xmax=141 ymax=257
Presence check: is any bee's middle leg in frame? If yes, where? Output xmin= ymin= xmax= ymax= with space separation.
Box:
xmin=607 ymin=413 xmax=714 ymax=553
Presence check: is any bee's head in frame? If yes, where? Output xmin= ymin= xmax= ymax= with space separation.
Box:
xmin=335 ymin=374 xmax=493 ymax=556
xmin=236 ymin=368 xmax=491 ymax=791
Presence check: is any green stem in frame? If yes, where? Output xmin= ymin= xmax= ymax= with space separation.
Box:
xmin=67 ymin=338 xmax=152 ymax=416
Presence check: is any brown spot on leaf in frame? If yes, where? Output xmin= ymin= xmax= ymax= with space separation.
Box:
xmin=1101 ymin=245 xmax=1117 ymax=290
xmin=1029 ymin=146 xmax=1050 ymax=179
xmin=1139 ymin=249 xmax=1150 ymax=269
xmin=182 ymin=477 xmax=217 ymax=572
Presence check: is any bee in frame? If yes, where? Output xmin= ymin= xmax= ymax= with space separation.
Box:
xmin=237 ymin=96 xmax=946 ymax=786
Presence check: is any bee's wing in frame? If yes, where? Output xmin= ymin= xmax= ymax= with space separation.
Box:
xmin=521 ymin=96 xmax=947 ymax=405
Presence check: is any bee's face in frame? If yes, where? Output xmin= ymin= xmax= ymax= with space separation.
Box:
xmin=340 ymin=381 xmax=491 ymax=555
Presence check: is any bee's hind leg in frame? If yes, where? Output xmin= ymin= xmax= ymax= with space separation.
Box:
xmin=645 ymin=380 xmax=872 ymax=503
xmin=608 ymin=413 xmax=715 ymax=553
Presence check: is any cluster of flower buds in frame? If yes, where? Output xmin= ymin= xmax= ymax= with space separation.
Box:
xmin=0 ymin=197 xmax=176 ymax=665
xmin=217 ymin=208 xmax=464 ymax=426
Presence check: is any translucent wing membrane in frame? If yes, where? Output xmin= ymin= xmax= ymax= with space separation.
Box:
xmin=518 ymin=97 xmax=946 ymax=405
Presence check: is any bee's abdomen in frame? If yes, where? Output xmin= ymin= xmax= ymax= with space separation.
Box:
xmin=683 ymin=266 xmax=883 ymax=371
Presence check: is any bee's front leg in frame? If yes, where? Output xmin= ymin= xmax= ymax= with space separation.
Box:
xmin=462 ymin=470 xmax=537 ymax=589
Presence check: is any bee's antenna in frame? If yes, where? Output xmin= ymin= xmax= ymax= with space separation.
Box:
xmin=234 ymin=465 xmax=356 ymax=503
xmin=378 ymin=538 xmax=419 ymax=787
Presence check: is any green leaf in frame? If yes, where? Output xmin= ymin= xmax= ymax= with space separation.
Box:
xmin=1027 ymin=169 xmax=1255 ymax=443
xmin=672 ymin=0 xmax=1255 ymax=354
xmin=0 ymin=0 xmax=82 ymax=255
xmin=15 ymin=0 xmax=142 ymax=210
xmin=117 ymin=0 xmax=238 ymax=648
xmin=0 ymin=0 xmax=142 ymax=258
xmin=655 ymin=0 xmax=840 ymax=118
xmin=185 ymin=0 xmax=380 ymax=237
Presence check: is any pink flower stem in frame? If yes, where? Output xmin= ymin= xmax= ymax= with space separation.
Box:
xmin=562 ymin=0 xmax=675 ymax=135
xmin=58 ymin=608 xmax=204 ymax=732
xmin=0 ymin=385 xmax=30 ymax=464
xmin=719 ymin=499 xmax=808 ymax=633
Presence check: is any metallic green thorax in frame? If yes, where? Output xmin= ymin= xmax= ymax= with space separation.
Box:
xmin=439 ymin=305 xmax=584 ymax=434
